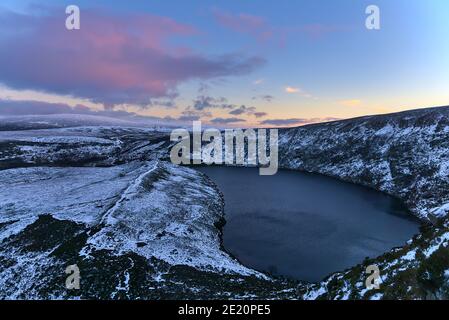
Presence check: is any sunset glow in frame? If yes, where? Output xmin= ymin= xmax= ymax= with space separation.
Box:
xmin=1 ymin=0 xmax=449 ymax=127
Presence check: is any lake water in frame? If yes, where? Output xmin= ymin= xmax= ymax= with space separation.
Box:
xmin=196 ymin=166 xmax=421 ymax=282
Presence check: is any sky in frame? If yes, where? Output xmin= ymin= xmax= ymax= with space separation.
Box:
xmin=0 ymin=0 xmax=449 ymax=127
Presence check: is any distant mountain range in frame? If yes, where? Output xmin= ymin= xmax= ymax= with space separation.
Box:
xmin=0 ymin=114 xmax=177 ymax=131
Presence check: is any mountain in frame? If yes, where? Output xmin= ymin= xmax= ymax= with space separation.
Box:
xmin=0 ymin=114 xmax=177 ymax=131
xmin=277 ymin=106 xmax=449 ymax=299
xmin=0 ymin=114 xmax=142 ymax=131
xmin=1 ymin=106 xmax=449 ymax=299
xmin=278 ymin=106 xmax=449 ymax=221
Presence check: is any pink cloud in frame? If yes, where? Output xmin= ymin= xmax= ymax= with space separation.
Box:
xmin=212 ymin=9 xmax=348 ymax=45
xmin=0 ymin=8 xmax=264 ymax=108
xmin=213 ymin=9 xmax=274 ymax=42
xmin=294 ymin=24 xmax=348 ymax=39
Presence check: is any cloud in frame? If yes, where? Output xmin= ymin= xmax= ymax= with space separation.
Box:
xmin=176 ymin=115 xmax=200 ymax=122
xmin=285 ymin=86 xmax=313 ymax=98
xmin=178 ymin=107 xmax=212 ymax=121
xmin=0 ymin=99 xmax=339 ymax=128
xmin=253 ymin=112 xmax=268 ymax=118
xmin=285 ymin=86 xmax=300 ymax=94
xmin=228 ymin=105 xmax=268 ymax=118
xmin=147 ymin=99 xmax=178 ymax=109
xmin=213 ymin=9 xmax=347 ymax=46
xmin=339 ymin=99 xmax=362 ymax=107
xmin=253 ymin=79 xmax=265 ymax=85
xmin=0 ymin=98 xmax=217 ymax=125
xmin=0 ymin=98 xmax=170 ymax=122
xmin=0 ymin=99 xmax=87 ymax=116
xmin=0 ymin=8 xmax=265 ymax=108
xmin=252 ymin=95 xmax=274 ymax=102
xmin=210 ymin=117 xmax=247 ymax=125
xmin=212 ymin=9 xmax=273 ymax=42
xmin=228 ymin=105 xmax=256 ymax=116
xmin=260 ymin=117 xmax=340 ymax=127
xmin=192 ymin=96 xmax=235 ymax=110
xmin=296 ymin=24 xmax=346 ymax=39
xmin=190 ymin=94 xmax=265 ymax=119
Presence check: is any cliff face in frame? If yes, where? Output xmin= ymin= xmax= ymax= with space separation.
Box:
xmin=279 ymin=106 xmax=449 ymax=221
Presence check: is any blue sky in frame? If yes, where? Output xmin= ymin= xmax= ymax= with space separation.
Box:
xmin=1 ymin=0 xmax=448 ymax=127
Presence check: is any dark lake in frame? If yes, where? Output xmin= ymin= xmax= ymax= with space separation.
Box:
xmin=196 ymin=166 xmax=421 ymax=282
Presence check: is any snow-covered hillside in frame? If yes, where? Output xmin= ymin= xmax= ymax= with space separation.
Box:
xmin=278 ymin=107 xmax=449 ymax=299
xmin=279 ymin=106 xmax=449 ymax=221
xmin=0 ymin=161 xmax=288 ymax=299
xmin=1 ymin=106 xmax=449 ymax=299
xmin=0 ymin=126 xmax=172 ymax=169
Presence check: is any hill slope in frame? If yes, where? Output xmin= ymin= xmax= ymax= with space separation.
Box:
xmin=279 ymin=106 xmax=449 ymax=221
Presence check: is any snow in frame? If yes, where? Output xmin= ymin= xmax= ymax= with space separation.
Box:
xmin=370 ymin=293 xmax=383 ymax=300
xmin=375 ymin=124 xmax=395 ymax=136
xmin=10 ymin=136 xmax=114 ymax=145
xmin=431 ymin=203 xmax=449 ymax=218
xmin=99 ymin=161 xmax=159 ymax=225
xmin=0 ymin=163 xmax=147 ymax=226
xmin=303 ymin=286 xmax=327 ymax=300
xmin=278 ymin=107 xmax=449 ymax=221
xmin=401 ymin=249 xmax=416 ymax=261
xmin=0 ymin=161 xmax=260 ymax=278
xmin=82 ymin=161 xmax=260 ymax=276
xmin=3 ymin=106 xmax=449 ymax=299
xmin=423 ymin=232 xmax=449 ymax=258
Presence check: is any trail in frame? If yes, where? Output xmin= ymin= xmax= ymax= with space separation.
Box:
xmin=99 ymin=160 xmax=159 ymax=225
